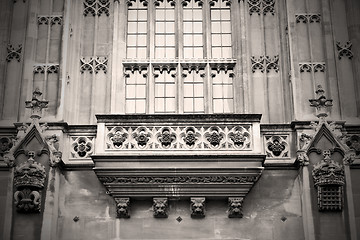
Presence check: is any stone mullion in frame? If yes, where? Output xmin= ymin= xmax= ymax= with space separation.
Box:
xmin=204 ymin=2 xmax=212 ymax=113
xmin=42 ymin=0 xmax=53 ymax=102
xmin=260 ymin=2 xmax=269 ymax=122
xmin=148 ymin=0 xmax=155 ymax=113
xmin=240 ymin=0 xmax=250 ymax=114
xmin=111 ymin=0 xmax=120 ymax=113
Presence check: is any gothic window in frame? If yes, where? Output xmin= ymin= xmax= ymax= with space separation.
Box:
xmin=124 ymin=66 xmax=148 ymax=113
xmin=123 ymin=0 xmax=236 ymax=114
xmin=127 ymin=0 xmax=148 ymax=58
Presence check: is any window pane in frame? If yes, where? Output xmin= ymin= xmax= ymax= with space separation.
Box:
xmin=211 ymin=10 xmax=221 ymax=20
xmin=222 ymin=47 xmax=232 ymax=58
xmin=193 ymin=35 xmax=203 ymax=46
xmin=213 ymin=85 xmax=223 ymax=98
xmin=222 ymin=22 xmax=231 ymax=33
xmin=183 ymin=10 xmax=192 ymax=20
xmin=126 ymin=100 xmax=136 ymax=113
xmin=155 ymin=84 xmax=165 ymax=97
xmin=184 ymin=98 xmax=193 ymax=112
xmin=211 ymin=22 xmax=221 ymax=33
xmin=193 ymin=22 xmax=202 ymax=33
xmin=166 ymin=84 xmax=176 ymax=97
xmin=155 ymin=35 xmax=165 ymax=46
xmin=128 ymin=22 xmax=137 ymax=33
xmin=194 ymin=98 xmax=204 ymax=112
xmin=222 ymin=34 xmax=232 ymax=46
xmin=183 ymin=22 xmax=192 ymax=33
xmin=156 ymin=22 xmax=165 ymax=33
xmin=128 ymin=11 xmax=137 ymax=21
xmin=166 ymin=48 xmax=175 ymax=58
xmin=223 ymin=85 xmax=233 ymax=98
xmin=138 ymin=35 xmax=147 ymax=46
xmin=193 ymin=10 xmax=202 ymax=21
xmin=184 ymin=48 xmax=193 ymax=58
xmin=155 ymin=48 xmax=165 ymax=58
xmin=166 ymin=98 xmax=176 ymax=112
xmin=138 ymin=22 xmax=147 ymax=33
xmin=212 ymin=47 xmax=221 ymax=58
xmin=127 ymin=35 xmax=137 ymax=46
xmin=166 ymin=9 xmax=175 ymax=20
xmin=166 ymin=22 xmax=175 ymax=33
xmin=194 ymin=84 xmax=203 ymax=97
xmin=156 ymin=10 xmax=165 ymax=20
xmin=223 ymin=99 xmax=233 ymax=113
xmin=136 ymin=85 xmax=146 ymax=97
xmin=212 ymin=34 xmax=221 ymax=46
xmin=221 ymin=10 xmax=231 ymax=21
xmin=166 ymin=35 xmax=175 ymax=46
xmin=138 ymin=48 xmax=147 ymax=58
xmin=194 ymin=48 xmax=203 ymax=58
xmin=126 ymin=85 xmax=136 ymax=98
xmin=137 ymin=100 xmax=146 ymax=113
xmin=138 ymin=10 xmax=147 ymax=21
xmin=184 ymin=35 xmax=193 ymax=46
xmin=155 ymin=98 xmax=165 ymax=112
xmin=184 ymin=84 xmax=194 ymax=97
xmin=127 ymin=48 xmax=136 ymax=58
xmin=213 ymin=99 xmax=223 ymax=113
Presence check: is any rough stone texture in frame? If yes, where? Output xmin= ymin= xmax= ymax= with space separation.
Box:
xmin=57 ymin=170 xmax=303 ymax=240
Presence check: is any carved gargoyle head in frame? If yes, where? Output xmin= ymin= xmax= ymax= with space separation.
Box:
xmin=190 ymin=197 xmax=205 ymax=218
xmin=153 ymin=198 xmax=168 ymax=218
xmin=115 ymin=198 xmax=130 ymax=218
xmin=228 ymin=197 xmax=243 ymax=218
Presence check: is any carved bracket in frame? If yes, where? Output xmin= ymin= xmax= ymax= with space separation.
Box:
xmin=336 ymin=41 xmax=353 ymax=60
xmin=153 ymin=197 xmax=168 ymax=218
xmin=80 ymin=57 xmax=108 ymax=74
xmin=228 ymin=197 xmax=243 ymax=218
xmin=299 ymin=62 xmax=325 ymax=73
xmin=84 ymin=0 xmax=110 ymax=16
xmin=251 ymin=55 xmax=279 ymax=73
xmin=115 ymin=198 xmax=130 ymax=218
xmin=295 ymin=14 xmax=321 ymax=23
xmin=247 ymin=0 xmax=275 ymax=15
xmin=190 ymin=197 xmax=205 ymax=218
xmin=37 ymin=15 xmax=63 ymax=25
xmin=6 ymin=44 xmax=22 ymax=62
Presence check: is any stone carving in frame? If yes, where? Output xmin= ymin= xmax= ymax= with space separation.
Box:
xmin=127 ymin=0 xmax=148 ymax=7
xmin=182 ymin=0 xmax=203 ymax=7
xmin=295 ymin=14 xmax=321 ymax=23
xmin=296 ymin=150 xmax=309 ymax=166
xmin=251 ymin=55 xmax=279 ymax=73
xmin=209 ymin=0 xmax=231 ymax=6
xmin=345 ymin=135 xmax=360 ymax=155
xmin=336 ymin=41 xmax=353 ymax=60
xmin=45 ymin=135 xmax=62 ymax=167
xmin=99 ymin=175 xmax=260 ymax=184
xmin=247 ymin=0 xmax=275 ymax=15
xmin=132 ymin=127 xmax=151 ymax=149
xmin=265 ymin=135 xmax=289 ymax=158
xmin=299 ymin=133 xmax=312 ymax=149
xmin=33 ymin=64 xmax=60 ymax=74
xmin=25 ymin=89 xmax=49 ymax=119
xmin=115 ymin=198 xmax=130 ymax=218
xmin=312 ymin=150 xmax=345 ymax=211
xmin=190 ymin=197 xmax=205 ymax=218
xmin=84 ymin=0 xmax=110 ymax=16
xmin=105 ymin=125 xmax=252 ymax=151
xmin=37 ymin=15 xmax=63 ymax=25
xmin=228 ymin=197 xmax=243 ymax=218
xmin=153 ymin=65 xmax=177 ymax=78
xmin=343 ymin=150 xmax=356 ymax=166
xmin=309 ymin=85 xmax=333 ymax=118
xmin=124 ymin=65 xmax=148 ymax=78
xmin=107 ymin=127 xmax=128 ymax=149
xmin=71 ymin=137 xmax=93 ymax=158
xmin=204 ymin=126 xmax=225 ymax=148
xmin=0 ymin=137 xmax=14 ymax=160
xmin=13 ymin=151 xmax=46 ymax=213
xmin=299 ymin=62 xmax=325 ymax=72
xmin=157 ymin=127 xmax=176 ymax=148
xmin=80 ymin=57 xmax=108 ymax=74
xmin=6 ymin=44 xmax=22 ymax=62
xmin=153 ymin=197 xmax=168 ymax=218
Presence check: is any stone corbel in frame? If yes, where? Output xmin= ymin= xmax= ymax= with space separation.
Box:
xmin=153 ymin=197 xmax=168 ymax=218
xmin=190 ymin=197 xmax=205 ymax=218
xmin=115 ymin=198 xmax=130 ymax=218
xmin=228 ymin=197 xmax=243 ymax=218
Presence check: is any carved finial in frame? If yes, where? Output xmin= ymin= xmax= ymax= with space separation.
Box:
xmin=25 ymin=88 xmax=48 ymax=120
xmin=309 ymin=85 xmax=333 ymax=118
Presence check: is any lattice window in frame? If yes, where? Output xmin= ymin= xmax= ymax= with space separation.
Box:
xmin=210 ymin=0 xmax=232 ymax=58
xmin=155 ymin=0 xmax=176 ymax=59
xmin=183 ymin=0 xmax=203 ymax=59
xmin=318 ymin=186 xmax=343 ymax=211
xmin=124 ymin=66 xmax=148 ymax=113
xmin=211 ymin=68 xmax=234 ymax=113
xmin=183 ymin=66 xmax=205 ymax=113
xmin=154 ymin=66 xmax=177 ymax=113
xmin=127 ymin=0 xmax=148 ymax=58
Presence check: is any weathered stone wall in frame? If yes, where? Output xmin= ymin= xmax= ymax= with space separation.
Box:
xmin=57 ymin=170 xmax=303 ymax=240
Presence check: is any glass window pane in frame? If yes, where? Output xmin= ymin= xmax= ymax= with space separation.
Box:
xmin=138 ymin=35 xmax=147 ymax=46
xmin=184 ymin=35 xmax=193 ymax=46
xmin=194 ymin=48 xmax=203 ymax=58
xmin=127 ymin=48 xmax=136 ymax=58
xmin=184 ymin=98 xmax=193 ymax=112
xmin=155 ymin=98 xmax=165 ymax=112
xmin=166 ymin=22 xmax=175 ymax=33
xmin=128 ymin=22 xmax=137 ymax=33
xmin=137 ymin=100 xmax=146 ymax=113
xmin=213 ymin=99 xmax=223 ymax=113
xmin=211 ymin=22 xmax=221 ymax=33
xmin=223 ymin=99 xmax=233 ymax=113
xmin=212 ymin=34 xmax=221 ymax=46
xmin=183 ymin=22 xmax=192 ymax=33
xmin=222 ymin=34 xmax=232 ymax=46
xmin=137 ymin=73 xmax=146 ymax=84
xmin=194 ymin=84 xmax=203 ymax=97
xmin=166 ymin=98 xmax=176 ymax=112
xmin=166 ymin=9 xmax=175 ymax=20
xmin=213 ymin=85 xmax=223 ymax=98
xmin=193 ymin=22 xmax=202 ymax=33
xmin=223 ymin=85 xmax=233 ymax=98
xmin=155 ymin=47 xmax=165 ymax=58
xmin=138 ymin=48 xmax=147 ymax=58
xmin=221 ymin=10 xmax=231 ymax=21
xmin=127 ymin=35 xmax=137 ymax=46
xmin=193 ymin=35 xmax=203 ymax=46
xmin=155 ymin=84 xmax=165 ymax=97
xmin=138 ymin=10 xmax=147 ymax=21
xmin=184 ymin=84 xmax=194 ymax=97
xmin=184 ymin=48 xmax=193 ymax=58
xmin=156 ymin=10 xmax=165 ymax=20
xmin=193 ymin=10 xmax=202 ymax=21
xmin=126 ymin=85 xmax=136 ymax=98
xmin=156 ymin=22 xmax=165 ymax=33
xmin=194 ymin=98 xmax=204 ymax=112
xmin=155 ymin=35 xmax=165 ymax=46
xmin=211 ymin=10 xmax=221 ymax=20
xmin=128 ymin=11 xmax=137 ymax=21
xmin=166 ymin=84 xmax=176 ymax=97
xmin=126 ymin=100 xmax=136 ymax=113
xmin=138 ymin=22 xmax=147 ymax=33
xmin=212 ymin=47 xmax=222 ymax=58
xmin=166 ymin=48 xmax=175 ymax=58
xmin=212 ymin=73 xmax=221 ymax=83
xmin=183 ymin=9 xmax=192 ymax=20
xmin=136 ymin=85 xmax=146 ymax=97
xmin=166 ymin=35 xmax=175 ymax=46
xmin=222 ymin=47 xmax=232 ymax=58
xmin=222 ymin=22 xmax=231 ymax=33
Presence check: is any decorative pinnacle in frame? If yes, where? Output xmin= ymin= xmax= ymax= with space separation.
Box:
xmin=309 ymin=85 xmax=333 ymax=118
xmin=25 ymin=88 xmax=48 ymax=120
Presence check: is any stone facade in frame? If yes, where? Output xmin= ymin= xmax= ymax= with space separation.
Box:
xmin=0 ymin=0 xmax=360 ymax=240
